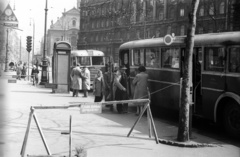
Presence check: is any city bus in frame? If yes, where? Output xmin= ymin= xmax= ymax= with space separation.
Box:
xmin=118 ymin=31 xmax=240 ymax=138
xmin=70 ymin=49 xmax=106 ymax=88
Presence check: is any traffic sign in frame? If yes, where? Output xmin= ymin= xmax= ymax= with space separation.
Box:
xmin=3 ymin=23 xmax=18 ymax=27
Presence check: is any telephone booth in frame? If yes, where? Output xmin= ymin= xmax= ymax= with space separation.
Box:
xmin=52 ymin=41 xmax=71 ymax=93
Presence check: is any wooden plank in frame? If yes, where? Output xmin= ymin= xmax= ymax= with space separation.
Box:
xmin=147 ymin=105 xmax=159 ymax=144
xmin=45 ymin=83 xmax=58 ymax=89
xmin=33 ymin=113 xmax=51 ymax=155
xmin=69 ymin=115 xmax=72 ymax=157
xmin=127 ymin=103 xmax=148 ymax=137
xmin=21 ymin=109 xmax=34 ymax=157
xmin=8 ymin=79 xmax=17 ymax=83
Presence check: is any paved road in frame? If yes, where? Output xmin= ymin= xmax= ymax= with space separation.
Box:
xmin=0 ymin=71 xmax=240 ymax=157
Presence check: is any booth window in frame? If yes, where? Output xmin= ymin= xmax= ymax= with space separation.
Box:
xmin=204 ymin=47 xmax=225 ymax=72
xmin=161 ymin=48 xmax=180 ymax=69
xmin=146 ymin=48 xmax=160 ymax=68
xmin=229 ymin=47 xmax=240 ymax=73
xmin=133 ymin=48 xmax=145 ymax=66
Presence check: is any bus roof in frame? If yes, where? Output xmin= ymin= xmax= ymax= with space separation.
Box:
xmin=71 ymin=49 xmax=104 ymax=57
xmin=119 ymin=31 xmax=240 ymax=50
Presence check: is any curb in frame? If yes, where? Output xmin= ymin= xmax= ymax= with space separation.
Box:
xmin=158 ymin=138 xmax=219 ymax=148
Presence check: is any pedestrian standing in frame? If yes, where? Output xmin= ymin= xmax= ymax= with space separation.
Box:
xmin=114 ymin=66 xmax=129 ymax=114
xmin=31 ymin=65 xmax=39 ymax=85
xmin=93 ymin=69 xmax=105 ymax=102
xmin=16 ymin=63 xmax=22 ymax=80
xmin=81 ymin=66 xmax=91 ymax=97
xmin=21 ymin=63 xmax=27 ymax=80
xmin=70 ymin=63 xmax=82 ymax=97
xmin=132 ymin=65 xmax=149 ymax=115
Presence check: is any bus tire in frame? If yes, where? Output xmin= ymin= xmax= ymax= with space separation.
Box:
xmin=223 ymin=101 xmax=240 ymax=138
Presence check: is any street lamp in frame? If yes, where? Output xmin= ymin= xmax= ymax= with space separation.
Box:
xmin=4 ymin=28 xmax=9 ymax=72
xmin=40 ymin=0 xmax=48 ymax=85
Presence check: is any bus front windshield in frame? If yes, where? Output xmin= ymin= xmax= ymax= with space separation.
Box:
xmin=77 ymin=57 xmax=90 ymax=66
xmin=92 ymin=56 xmax=104 ymax=65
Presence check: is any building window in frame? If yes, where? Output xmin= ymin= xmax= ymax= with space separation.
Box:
xmin=180 ymin=8 xmax=184 ymax=17
xmin=180 ymin=25 xmax=185 ymax=35
xmin=72 ymin=20 xmax=76 ymax=27
xmin=159 ymin=10 xmax=164 ymax=20
xmin=219 ymin=2 xmax=225 ymax=14
xmin=198 ymin=27 xmax=203 ymax=34
xmin=209 ymin=4 xmax=214 ymax=15
xmin=199 ymin=6 xmax=204 ymax=16
xmin=167 ymin=26 xmax=172 ymax=34
xmin=169 ymin=8 xmax=175 ymax=19
xmin=156 ymin=30 xmax=160 ymax=37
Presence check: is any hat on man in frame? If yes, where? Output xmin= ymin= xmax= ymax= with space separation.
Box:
xmin=119 ymin=65 xmax=127 ymax=70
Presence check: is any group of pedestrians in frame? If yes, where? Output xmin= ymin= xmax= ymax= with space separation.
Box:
xmin=16 ymin=62 xmax=27 ymax=80
xmin=91 ymin=65 xmax=149 ymax=115
xmin=70 ymin=62 xmax=91 ymax=98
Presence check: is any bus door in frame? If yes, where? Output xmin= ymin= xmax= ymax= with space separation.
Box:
xmin=193 ymin=47 xmax=203 ymax=114
xmin=119 ymin=49 xmax=131 ymax=97
xmin=201 ymin=47 xmax=226 ymax=118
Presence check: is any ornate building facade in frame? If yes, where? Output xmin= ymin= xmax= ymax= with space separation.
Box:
xmin=77 ymin=0 xmax=239 ymax=62
xmin=46 ymin=7 xmax=80 ymax=56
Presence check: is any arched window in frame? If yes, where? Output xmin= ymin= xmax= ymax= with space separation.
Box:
xmin=219 ymin=2 xmax=225 ymax=14
xmin=72 ymin=20 xmax=76 ymax=27
xmin=199 ymin=6 xmax=204 ymax=16
xmin=180 ymin=25 xmax=185 ymax=35
xmin=209 ymin=4 xmax=214 ymax=15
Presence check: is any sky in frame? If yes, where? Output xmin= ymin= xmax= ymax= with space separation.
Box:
xmin=1 ymin=0 xmax=77 ymax=49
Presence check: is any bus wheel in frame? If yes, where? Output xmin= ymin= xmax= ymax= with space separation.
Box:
xmin=224 ymin=102 xmax=240 ymax=138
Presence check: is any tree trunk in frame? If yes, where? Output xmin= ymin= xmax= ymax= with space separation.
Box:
xmin=177 ymin=0 xmax=199 ymax=142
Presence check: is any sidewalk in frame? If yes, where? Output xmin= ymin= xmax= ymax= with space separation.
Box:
xmin=1 ymin=71 xmax=240 ymax=157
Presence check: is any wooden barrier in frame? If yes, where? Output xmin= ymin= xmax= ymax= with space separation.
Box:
xmin=21 ymin=99 xmax=158 ymax=157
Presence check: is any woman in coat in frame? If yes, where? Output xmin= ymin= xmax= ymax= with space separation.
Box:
xmin=81 ymin=66 xmax=91 ymax=97
xmin=93 ymin=70 xmax=105 ymax=102
xmin=132 ymin=65 xmax=149 ymax=115
xmin=70 ymin=63 xmax=82 ymax=97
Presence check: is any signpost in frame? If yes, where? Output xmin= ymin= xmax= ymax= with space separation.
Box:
xmin=80 ymin=103 xmax=102 ymax=114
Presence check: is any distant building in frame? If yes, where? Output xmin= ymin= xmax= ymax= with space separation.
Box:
xmin=77 ymin=0 xmax=239 ymax=62
xmin=46 ymin=7 xmax=80 ymax=57
xmin=0 ymin=4 xmax=28 ymax=67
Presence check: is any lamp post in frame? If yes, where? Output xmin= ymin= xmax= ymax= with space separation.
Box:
xmin=4 ymin=28 xmax=9 ymax=72
xmin=40 ymin=0 xmax=48 ymax=85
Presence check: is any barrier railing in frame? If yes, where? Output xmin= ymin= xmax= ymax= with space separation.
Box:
xmin=21 ymin=99 xmax=159 ymax=157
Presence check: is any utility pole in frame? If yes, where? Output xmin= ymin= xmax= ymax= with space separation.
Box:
xmin=4 ymin=28 xmax=9 ymax=72
xmin=40 ymin=0 xmax=49 ymax=85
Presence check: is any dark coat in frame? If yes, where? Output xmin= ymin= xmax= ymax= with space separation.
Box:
xmin=93 ymin=76 xmax=105 ymax=97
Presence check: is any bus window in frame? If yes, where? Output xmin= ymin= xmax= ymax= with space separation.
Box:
xmin=133 ymin=48 xmax=145 ymax=66
xmin=92 ymin=56 xmax=104 ymax=65
xmin=229 ymin=47 xmax=240 ymax=73
xmin=204 ymin=47 xmax=225 ymax=72
xmin=77 ymin=57 xmax=90 ymax=66
xmin=146 ymin=48 xmax=160 ymax=68
xmin=161 ymin=48 xmax=180 ymax=69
